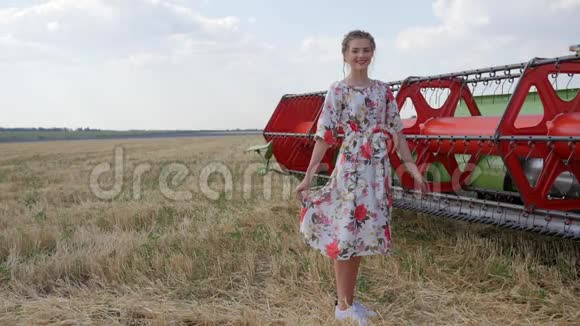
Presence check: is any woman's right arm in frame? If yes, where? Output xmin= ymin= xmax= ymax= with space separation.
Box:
xmin=294 ymin=139 xmax=330 ymax=200
xmin=302 ymin=139 xmax=330 ymax=185
xmin=295 ymin=82 xmax=340 ymax=200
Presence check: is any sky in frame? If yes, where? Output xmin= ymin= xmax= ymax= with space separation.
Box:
xmin=1 ymin=0 xmax=579 ymax=130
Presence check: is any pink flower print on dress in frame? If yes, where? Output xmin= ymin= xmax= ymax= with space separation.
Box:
xmin=300 ymin=207 xmax=307 ymax=223
xmin=320 ymin=215 xmax=333 ymax=226
xmin=384 ymin=225 xmax=392 ymax=242
xmin=313 ymin=191 xmax=330 ymax=205
xmin=349 ymin=120 xmax=359 ymax=132
xmin=326 ymin=240 xmax=340 ymax=259
xmin=346 ymin=221 xmax=356 ymax=232
xmin=324 ymin=193 xmax=332 ymax=203
xmin=354 ymin=204 xmax=368 ymax=222
xmin=384 ymin=178 xmax=390 ymax=193
xmin=323 ymin=129 xmax=335 ymax=145
xmin=361 ymin=142 xmax=372 ymax=160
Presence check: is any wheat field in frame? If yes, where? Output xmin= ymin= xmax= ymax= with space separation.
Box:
xmin=0 ymin=135 xmax=579 ymax=325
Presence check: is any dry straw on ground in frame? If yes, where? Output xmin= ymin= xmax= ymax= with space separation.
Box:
xmin=0 ymin=136 xmax=578 ymax=325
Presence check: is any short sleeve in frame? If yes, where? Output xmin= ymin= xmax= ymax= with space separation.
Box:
xmin=314 ymin=83 xmax=342 ymax=145
xmin=385 ymin=86 xmax=404 ymax=133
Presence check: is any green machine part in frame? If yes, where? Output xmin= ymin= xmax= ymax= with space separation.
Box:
xmin=422 ymin=155 xmax=509 ymax=191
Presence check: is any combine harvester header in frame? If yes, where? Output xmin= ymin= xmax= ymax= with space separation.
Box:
xmin=257 ymin=46 xmax=580 ymax=239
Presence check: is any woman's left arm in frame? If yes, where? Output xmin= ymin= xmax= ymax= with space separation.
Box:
xmin=392 ymin=131 xmax=428 ymax=192
xmin=384 ymin=85 xmax=427 ymax=192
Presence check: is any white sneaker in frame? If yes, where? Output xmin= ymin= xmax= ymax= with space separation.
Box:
xmin=353 ymin=301 xmax=378 ymax=318
xmin=335 ymin=304 xmax=368 ymax=325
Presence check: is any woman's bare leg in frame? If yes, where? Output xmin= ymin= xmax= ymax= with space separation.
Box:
xmin=334 ymin=256 xmax=362 ymax=310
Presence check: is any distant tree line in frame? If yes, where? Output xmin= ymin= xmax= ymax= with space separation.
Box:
xmin=0 ymin=127 xmax=263 ymax=132
xmin=0 ymin=127 xmax=101 ymax=132
xmin=225 ymin=128 xmax=262 ymax=131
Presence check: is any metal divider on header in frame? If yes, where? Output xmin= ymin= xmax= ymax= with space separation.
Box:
xmin=496 ymin=56 xmax=580 ymax=212
xmin=388 ymin=77 xmax=484 ymax=193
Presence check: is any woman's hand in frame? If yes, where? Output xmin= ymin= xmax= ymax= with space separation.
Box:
xmin=294 ymin=177 xmax=312 ymax=201
xmin=410 ymin=168 xmax=429 ymax=193
xmin=388 ymin=129 xmax=400 ymax=154
xmin=390 ymin=130 xmax=429 ymax=193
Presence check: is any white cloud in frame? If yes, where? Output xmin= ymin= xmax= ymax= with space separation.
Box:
xmin=395 ymin=0 xmax=580 ymax=72
xmin=432 ymin=0 xmax=489 ymax=28
xmin=0 ymin=0 xmax=244 ymax=65
xmin=6 ymin=1 xmax=576 ymax=130
xmin=0 ymin=32 xmax=69 ymax=63
xmin=290 ymin=36 xmax=341 ymax=64
xmin=0 ymin=0 xmax=117 ymax=24
xmin=46 ymin=20 xmax=61 ymax=32
xmin=126 ymin=52 xmax=169 ymax=67
xmin=550 ymin=0 xmax=580 ymax=10
xmin=0 ymin=0 xmax=320 ymax=78
xmin=0 ymin=0 xmax=288 ymax=131
xmin=195 ymin=14 xmax=239 ymax=33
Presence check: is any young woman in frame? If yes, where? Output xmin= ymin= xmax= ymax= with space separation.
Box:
xmin=294 ymin=30 xmax=426 ymax=324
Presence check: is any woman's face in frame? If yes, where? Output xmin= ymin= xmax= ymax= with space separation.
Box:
xmin=344 ymin=38 xmax=374 ymax=71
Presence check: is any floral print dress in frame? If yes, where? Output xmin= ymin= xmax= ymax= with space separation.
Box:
xmin=299 ymin=79 xmax=404 ymax=260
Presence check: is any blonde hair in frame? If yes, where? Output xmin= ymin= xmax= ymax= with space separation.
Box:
xmin=341 ymin=30 xmax=376 ymax=55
